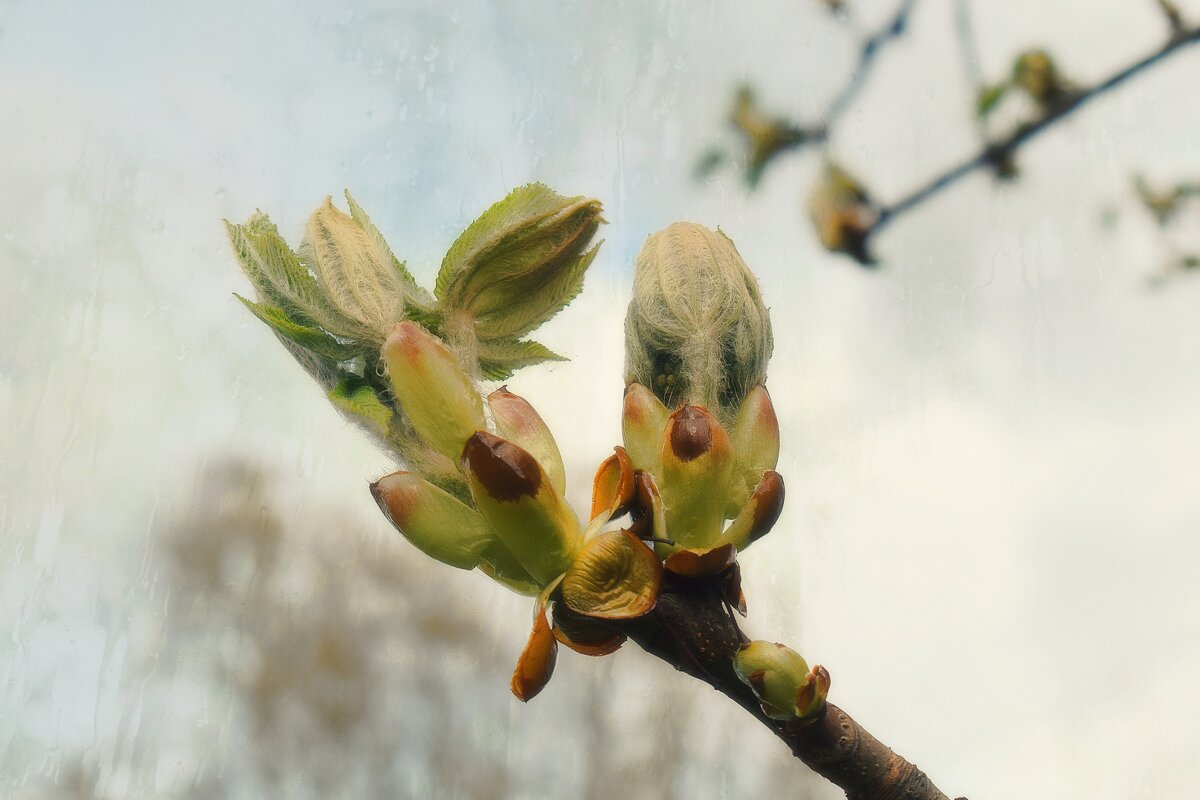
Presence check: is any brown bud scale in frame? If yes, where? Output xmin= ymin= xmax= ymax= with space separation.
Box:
xmin=669 ymin=406 xmax=714 ymax=461
xmin=463 ymin=431 xmax=542 ymax=501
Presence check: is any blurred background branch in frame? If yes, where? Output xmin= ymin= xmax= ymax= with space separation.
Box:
xmin=700 ymin=0 xmax=1200 ymax=267
xmin=824 ymin=0 xmax=921 ymax=128
xmin=872 ymin=22 xmax=1200 ymax=242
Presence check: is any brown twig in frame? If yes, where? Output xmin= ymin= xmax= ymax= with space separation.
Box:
xmin=614 ymin=587 xmax=960 ymax=800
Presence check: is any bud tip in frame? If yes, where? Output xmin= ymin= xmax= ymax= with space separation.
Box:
xmin=669 ymin=405 xmax=714 ymax=461
xmin=463 ymin=431 xmax=543 ymax=501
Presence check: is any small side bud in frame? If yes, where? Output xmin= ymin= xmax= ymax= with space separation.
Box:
xmin=807 ymin=162 xmax=879 ymax=266
xmin=1012 ymin=49 xmax=1070 ymax=108
xmin=734 ymin=641 xmax=829 ymax=722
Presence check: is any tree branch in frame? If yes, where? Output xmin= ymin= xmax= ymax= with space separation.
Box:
xmin=609 ymin=584 xmax=961 ymax=800
xmin=716 ymin=8 xmax=1200 ymax=265
xmin=870 ymin=24 xmax=1200 ymax=236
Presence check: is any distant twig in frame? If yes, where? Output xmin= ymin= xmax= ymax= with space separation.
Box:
xmin=1156 ymin=0 xmax=1185 ymax=35
xmin=711 ymin=4 xmax=1200 ymax=265
xmin=953 ymin=0 xmax=982 ymax=89
xmin=871 ymin=24 xmax=1200 ymax=236
xmin=952 ymin=0 xmax=990 ymax=147
xmin=714 ymin=0 xmax=919 ymax=186
xmin=824 ymin=0 xmax=921 ymax=125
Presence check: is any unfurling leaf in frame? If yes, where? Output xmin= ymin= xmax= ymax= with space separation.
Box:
xmin=477 ymin=337 xmax=566 ymax=381
xmin=299 ymin=197 xmax=415 ymax=341
xmin=235 ymin=295 xmax=361 ymax=362
xmin=560 ymin=530 xmax=661 ymax=620
xmin=226 ymin=213 xmax=340 ymax=329
xmin=511 ymin=606 xmax=558 ymax=702
xmin=436 ymin=183 xmax=604 ymax=340
xmin=343 ymin=190 xmax=431 ymax=308
xmin=730 ymin=85 xmax=809 ymax=187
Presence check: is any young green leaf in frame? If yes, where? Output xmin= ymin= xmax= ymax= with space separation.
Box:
xmin=435 ymin=184 xmax=603 ymax=339
xmin=476 ymin=337 xmax=567 ymax=381
xmin=976 ymin=83 xmax=1008 ymax=118
xmin=328 ymin=379 xmax=393 ymax=438
xmin=235 ymin=295 xmax=361 ymax=362
xmin=227 ymin=213 xmax=345 ymax=330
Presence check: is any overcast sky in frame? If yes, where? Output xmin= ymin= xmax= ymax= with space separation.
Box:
xmin=3 ymin=1 xmax=1200 ymax=797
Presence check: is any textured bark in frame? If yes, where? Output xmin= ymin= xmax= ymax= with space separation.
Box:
xmin=611 ymin=584 xmax=961 ymax=800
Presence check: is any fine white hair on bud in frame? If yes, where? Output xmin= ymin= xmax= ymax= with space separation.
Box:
xmin=624 ymin=222 xmax=773 ymax=421
xmin=299 ymin=196 xmax=414 ymax=342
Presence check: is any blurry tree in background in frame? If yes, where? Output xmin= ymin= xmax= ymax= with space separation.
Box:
xmin=697 ymin=0 xmax=1200 ymax=272
xmin=14 ymin=458 xmax=820 ymax=800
